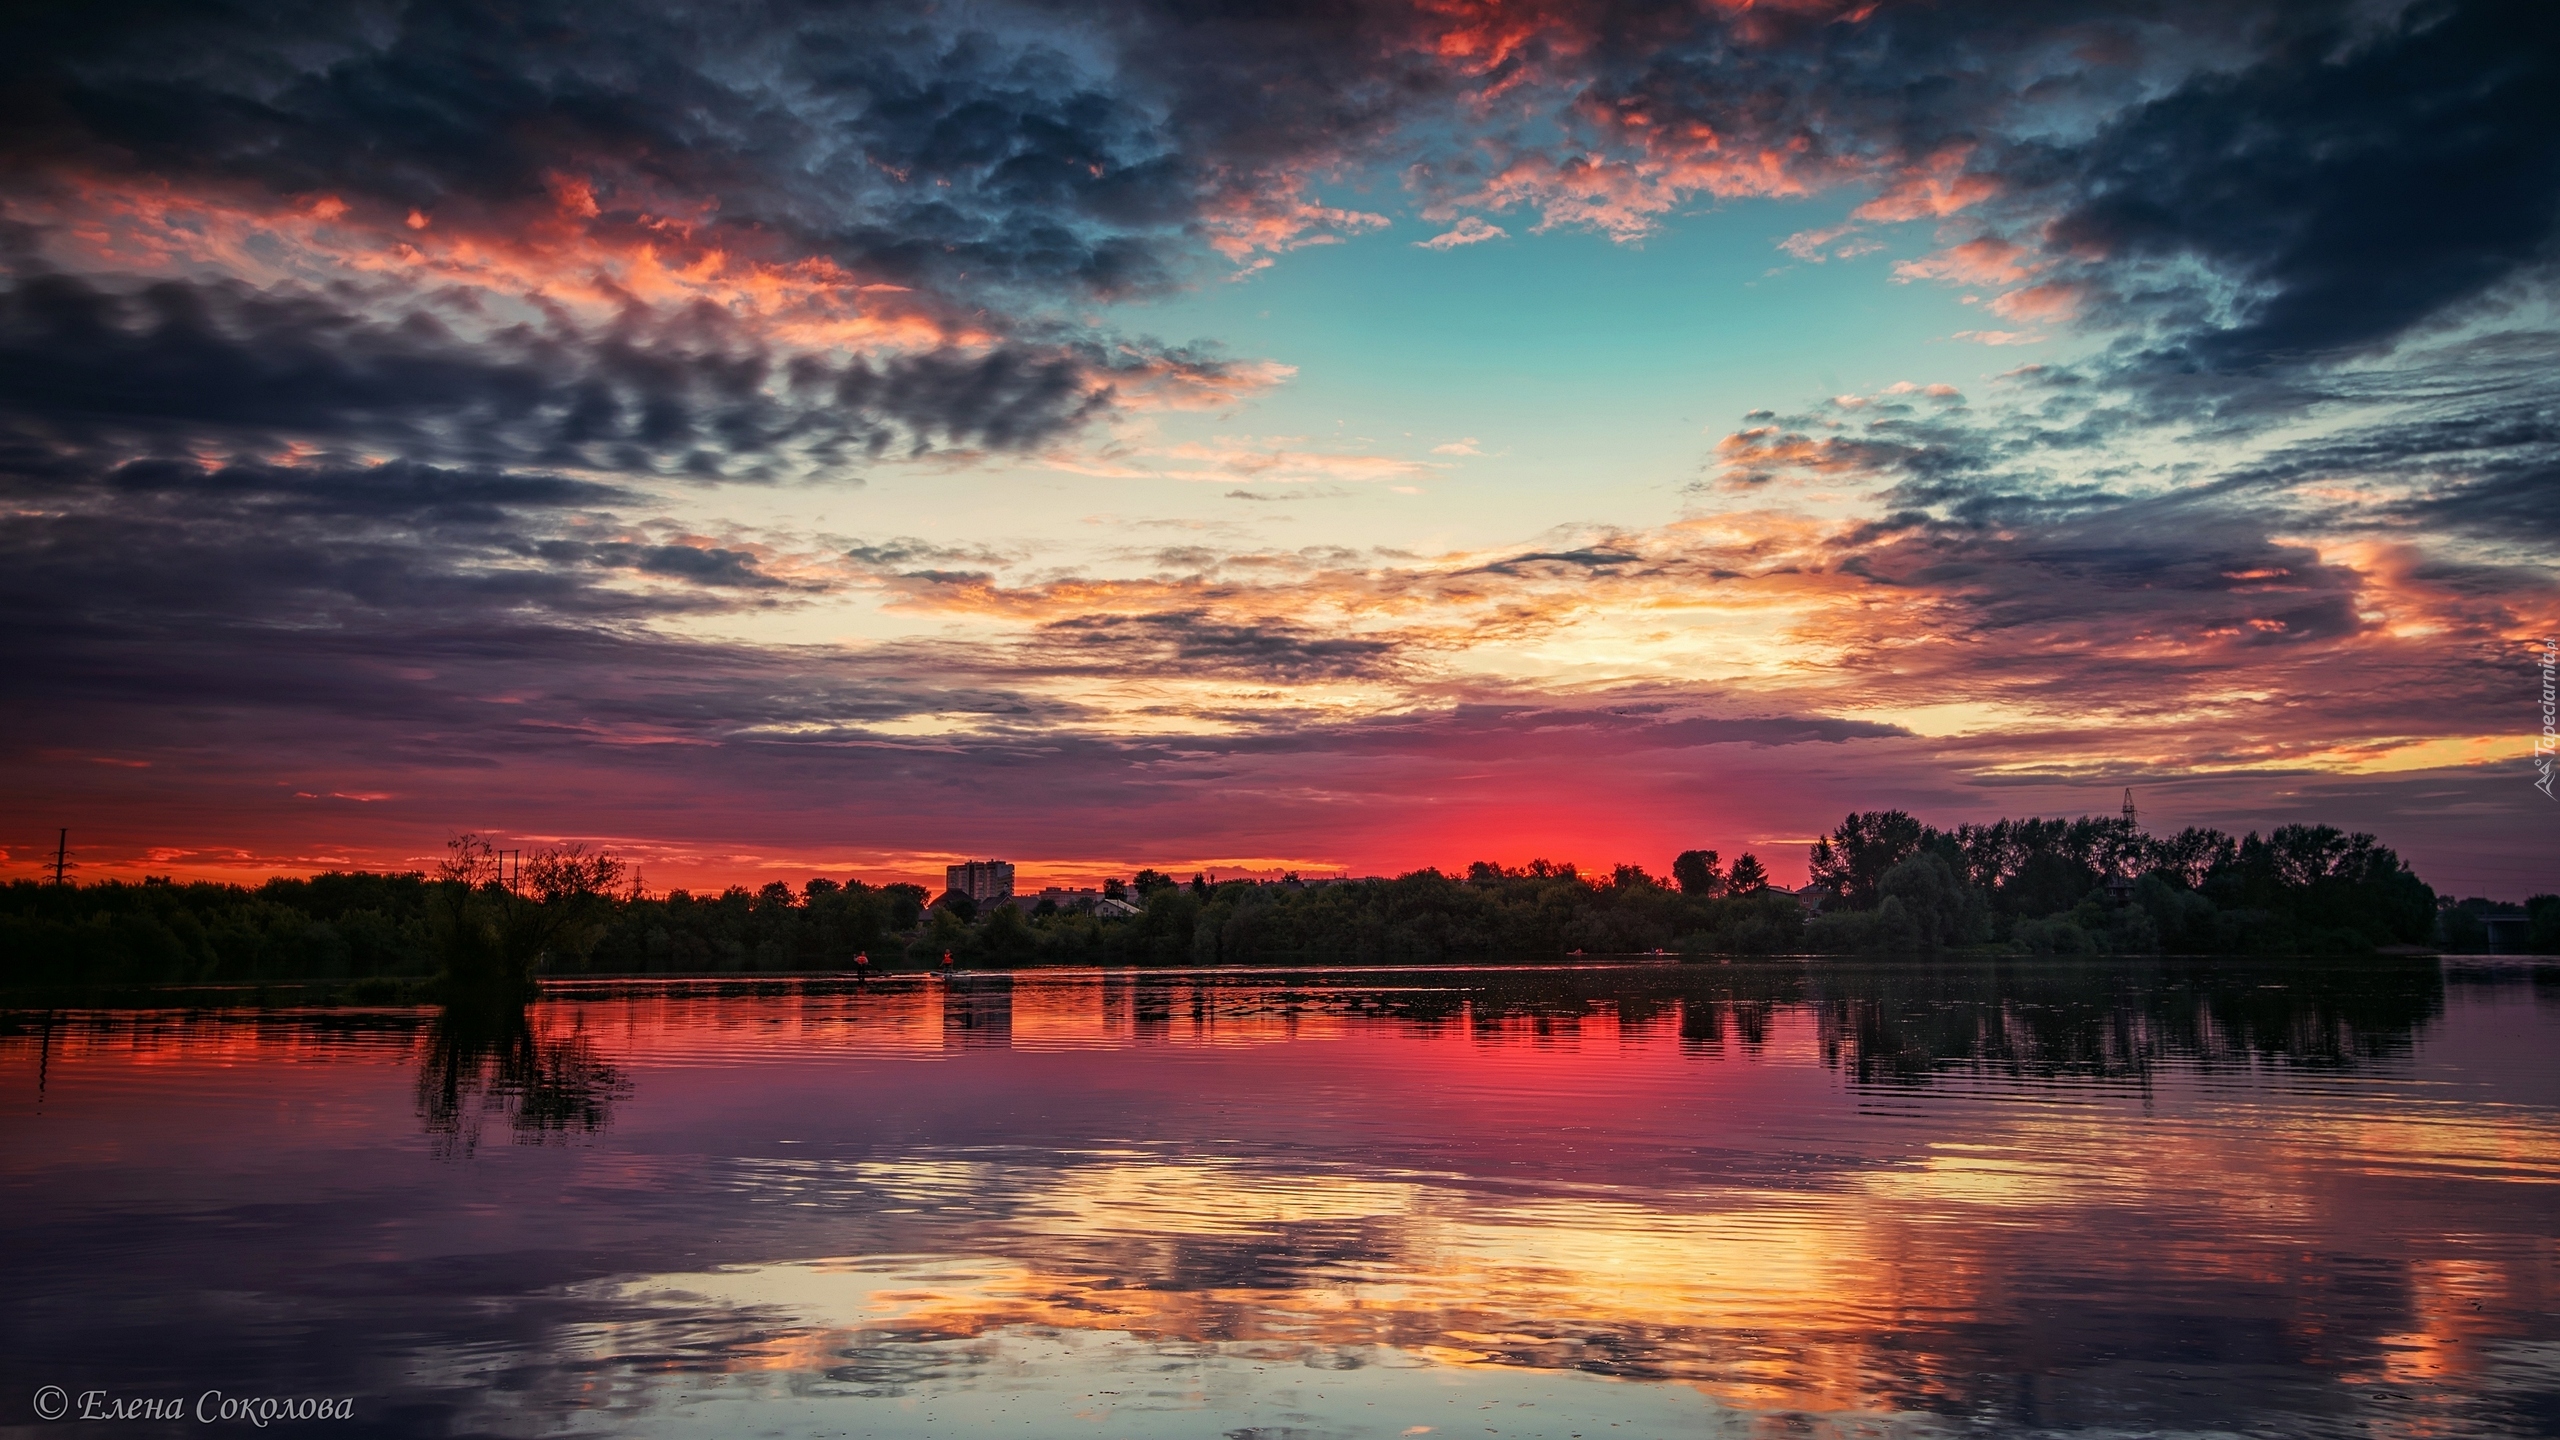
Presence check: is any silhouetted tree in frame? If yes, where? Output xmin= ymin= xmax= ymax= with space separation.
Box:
xmin=433 ymin=835 xmax=623 ymax=998
xmin=1672 ymin=849 xmax=1723 ymax=896
xmin=2147 ymin=827 xmax=2237 ymax=889
xmin=1877 ymin=852 xmax=1990 ymax=949
xmin=883 ymin=883 xmax=929 ymax=929
xmin=2207 ymin=825 xmax=2434 ymax=947
xmin=1809 ymin=811 xmax=1928 ymax=908
xmin=2001 ymin=849 xmax=2100 ymax=917
xmin=1725 ymin=853 xmax=1771 ymax=895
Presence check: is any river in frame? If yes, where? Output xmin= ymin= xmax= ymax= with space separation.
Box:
xmin=3 ymin=958 xmax=2554 ymax=1437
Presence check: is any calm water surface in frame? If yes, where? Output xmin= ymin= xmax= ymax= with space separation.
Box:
xmin=3 ymin=959 xmax=2555 ymax=1438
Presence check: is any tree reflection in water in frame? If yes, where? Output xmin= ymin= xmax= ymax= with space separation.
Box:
xmin=1339 ymin=954 xmax=2446 ymax=1084
xmin=1788 ymin=955 xmax=2448 ymax=1086
xmin=415 ymin=1002 xmax=630 ymax=1159
xmin=391 ymin=957 xmax=2446 ymax=1158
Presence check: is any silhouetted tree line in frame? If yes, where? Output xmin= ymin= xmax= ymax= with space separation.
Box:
xmin=569 ymin=860 xmax=1789 ymax=969
xmin=0 ymin=869 xmax=440 ymax=987
xmin=582 ymin=875 xmax=928 ymax=972
xmin=2435 ymin=894 xmax=2560 ymax=955
xmin=0 ymin=834 xmax=633 ymax=993
xmin=1794 ymin=809 xmax=2474 ymax=956
xmin=887 ymin=859 xmax=1811 ymax=968
xmin=3 ymin=813 xmax=2540 ymax=986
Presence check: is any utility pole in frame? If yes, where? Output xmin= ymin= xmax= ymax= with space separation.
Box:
xmin=52 ymin=828 xmax=68 ymax=886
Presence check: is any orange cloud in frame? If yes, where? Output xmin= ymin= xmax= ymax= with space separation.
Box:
xmin=1202 ymin=187 xmax=1393 ymax=262
xmin=21 ymin=172 xmax=983 ymax=354
xmin=1850 ymin=145 xmax=2000 ymax=223
xmin=1107 ymin=359 xmax=1301 ymax=413
xmin=1988 ymin=281 xmax=2080 ymax=322
xmin=1451 ymin=138 xmax=1822 ymax=243
xmin=1893 ymin=236 xmax=2038 ymax=288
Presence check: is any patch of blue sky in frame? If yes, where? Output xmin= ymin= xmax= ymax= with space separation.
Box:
xmin=1098 ymin=193 xmax=2054 ymax=544
xmin=731 ymin=193 xmax=2052 ymax=579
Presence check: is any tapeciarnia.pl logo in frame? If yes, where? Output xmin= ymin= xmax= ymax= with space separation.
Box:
xmin=2538 ymin=637 xmax=2556 ymax=800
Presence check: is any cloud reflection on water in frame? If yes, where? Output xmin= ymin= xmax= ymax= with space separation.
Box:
xmin=0 ymin=961 xmax=2554 ymax=1437
xmin=522 ymin=965 xmax=2557 ymax=1432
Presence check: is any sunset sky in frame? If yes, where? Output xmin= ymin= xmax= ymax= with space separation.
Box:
xmin=3 ymin=0 xmax=2553 ymax=894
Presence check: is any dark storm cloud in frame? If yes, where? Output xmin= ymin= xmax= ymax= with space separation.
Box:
xmin=0 ymin=271 xmax=1245 ymax=470
xmin=1710 ymin=308 xmax=2560 ymax=568
xmin=12 ymin=0 xmax=2542 ymax=459
xmin=2043 ymin=0 xmax=2560 ymax=371
xmin=0 ymin=273 xmax=549 ymax=442
xmin=1 ymin=0 xmax=1438 ymax=301
xmin=0 ymin=440 xmax=850 ymax=764
xmin=6 ymin=0 xmax=1164 ymax=297
xmin=1232 ymin=705 xmax=1910 ymax=761
xmin=1034 ymin=610 xmax=1401 ymax=682
xmin=1527 ymin=0 xmax=2556 ymax=393
xmin=0 ymin=445 xmax=841 ymax=762
xmin=67 ymin=450 xmax=625 ymax=519
xmin=1556 ymin=0 xmax=2253 ymax=175
xmin=1670 ymin=334 xmax=2551 ymax=759
xmin=2202 ymin=347 xmax=2560 ymax=544
xmin=1706 ymin=378 xmax=2157 ymax=506
xmin=2382 ymin=461 xmax=2560 ymax=542
xmin=1415 ymin=0 xmax=2360 ymax=247
xmin=0 ymin=453 xmax=1013 ymax=763
xmin=843 ymin=539 xmax=1020 ymax=569
xmin=532 ymin=540 xmax=798 ymax=589
xmin=0 ymin=455 xmax=734 ymax=640
xmin=1832 ymin=504 xmax=2372 ymax=650
xmin=1 ymin=0 xmax=1394 ymax=511
xmin=1460 ymin=547 xmax=1647 ymax=580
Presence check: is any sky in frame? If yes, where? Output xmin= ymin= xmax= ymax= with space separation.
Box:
xmin=1 ymin=0 xmax=2554 ymax=895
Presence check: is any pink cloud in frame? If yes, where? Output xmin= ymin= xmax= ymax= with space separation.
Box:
xmin=1850 ymin=146 xmax=2000 ymax=223
xmin=1416 ymin=216 xmax=1509 ymax=250
xmin=1893 ymin=236 xmax=2038 ymax=289
xmin=1989 ymin=281 xmax=2082 ymax=322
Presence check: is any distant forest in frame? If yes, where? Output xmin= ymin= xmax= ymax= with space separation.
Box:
xmin=3 ymin=813 xmax=2552 ymax=989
